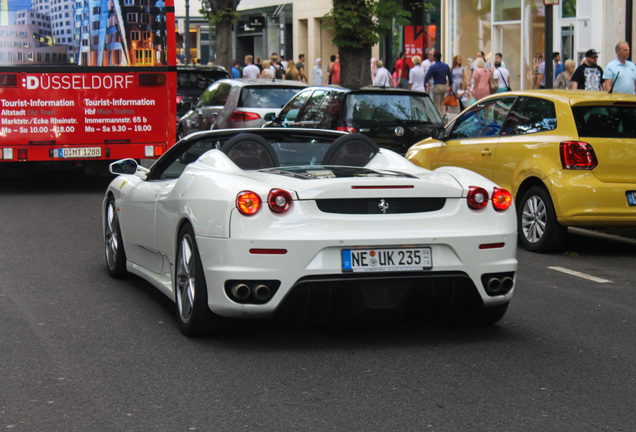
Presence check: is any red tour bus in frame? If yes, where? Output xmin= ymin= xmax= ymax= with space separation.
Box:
xmin=0 ymin=0 xmax=176 ymax=169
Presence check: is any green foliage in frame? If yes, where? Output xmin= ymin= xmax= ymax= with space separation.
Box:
xmin=323 ymin=0 xmax=410 ymax=49
xmin=199 ymin=1 xmax=240 ymax=25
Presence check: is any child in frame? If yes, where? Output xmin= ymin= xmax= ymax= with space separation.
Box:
xmin=457 ymin=81 xmax=471 ymax=109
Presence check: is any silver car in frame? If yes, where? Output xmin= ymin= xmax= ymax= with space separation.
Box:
xmin=177 ymin=78 xmax=306 ymax=140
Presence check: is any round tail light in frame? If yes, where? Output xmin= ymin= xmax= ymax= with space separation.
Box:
xmin=467 ymin=186 xmax=489 ymax=210
xmin=492 ymin=187 xmax=512 ymax=211
xmin=267 ymin=189 xmax=292 ymax=213
xmin=236 ymin=191 xmax=261 ymax=215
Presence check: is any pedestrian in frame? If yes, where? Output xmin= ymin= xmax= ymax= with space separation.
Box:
xmin=603 ymin=41 xmax=636 ymax=94
xmin=571 ymin=49 xmax=604 ymax=90
xmin=326 ymin=54 xmax=340 ymax=85
xmin=255 ymin=56 xmax=263 ymax=73
xmin=535 ymin=52 xmax=546 ymax=88
xmin=261 ymin=60 xmax=275 ymax=79
xmin=373 ymin=60 xmax=393 ymax=87
xmin=451 ymin=55 xmax=466 ymax=95
xmin=370 ymin=57 xmax=378 ymax=84
xmin=492 ymin=53 xmax=511 ymax=92
xmin=297 ymin=54 xmax=307 ymax=82
xmin=312 ymin=58 xmax=323 ymax=86
xmin=324 ymin=55 xmax=336 ymax=84
xmin=421 ymin=48 xmax=435 ymax=93
xmin=269 ymin=53 xmax=285 ymax=79
xmin=408 ymin=55 xmax=425 ymax=91
xmin=285 ymin=59 xmax=301 ymax=81
xmin=554 ymin=59 xmax=576 ymax=89
xmin=554 ymin=52 xmax=564 ymax=76
xmin=423 ymin=51 xmax=452 ymax=116
xmin=242 ymin=55 xmax=260 ymax=79
xmin=279 ymin=55 xmax=288 ymax=70
xmin=394 ymin=51 xmax=409 ymax=88
xmin=231 ymin=60 xmax=241 ymax=79
xmin=472 ymin=57 xmax=491 ymax=102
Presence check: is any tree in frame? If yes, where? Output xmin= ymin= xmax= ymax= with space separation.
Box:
xmin=323 ymin=0 xmax=410 ymax=88
xmin=200 ymin=0 xmax=241 ymax=72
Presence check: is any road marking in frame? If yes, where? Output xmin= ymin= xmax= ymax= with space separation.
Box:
xmin=548 ymin=266 xmax=612 ymax=284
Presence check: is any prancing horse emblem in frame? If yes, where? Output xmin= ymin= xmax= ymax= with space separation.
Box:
xmin=378 ymin=199 xmax=389 ymax=213
xmin=394 ymin=126 xmax=405 ymax=136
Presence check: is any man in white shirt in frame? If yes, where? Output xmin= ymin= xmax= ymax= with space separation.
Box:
xmin=242 ymin=55 xmax=260 ymax=79
xmin=421 ymin=48 xmax=435 ymax=93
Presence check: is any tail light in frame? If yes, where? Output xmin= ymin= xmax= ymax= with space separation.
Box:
xmin=492 ymin=187 xmax=512 ymax=211
xmin=560 ymin=141 xmax=597 ymax=169
xmin=228 ymin=111 xmax=261 ymax=122
xmin=337 ymin=126 xmax=358 ymax=133
xmin=268 ymin=189 xmax=292 ymax=213
xmin=236 ymin=191 xmax=261 ymax=215
xmin=467 ymin=186 xmax=489 ymax=209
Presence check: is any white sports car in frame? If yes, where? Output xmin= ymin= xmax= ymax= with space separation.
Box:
xmin=103 ymin=128 xmax=518 ymax=336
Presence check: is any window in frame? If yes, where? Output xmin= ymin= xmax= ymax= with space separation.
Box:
xmin=277 ymin=89 xmax=312 ymax=124
xmin=208 ymin=83 xmax=232 ymax=106
xmin=450 ymin=97 xmax=516 ymax=139
xmin=572 ymin=106 xmax=636 ymax=138
xmin=298 ymin=90 xmax=328 ymax=123
xmin=239 ymin=87 xmax=303 ymax=109
xmin=501 ymin=96 xmax=556 ymax=135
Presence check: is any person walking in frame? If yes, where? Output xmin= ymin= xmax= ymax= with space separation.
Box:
xmin=422 ymin=48 xmax=435 ymax=93
xmin=472 ymin=58 xmax=491 ymax=101
xmin=408 ymin=55 xmax=425 ymax=91
xmin=571 ymin=49 xmax=604 ymax=90
xmin=394 ymin=51 xmax=409 ymax=88
xmin=492 ymin=54 xmax=511 ymax=92
xmin=261 ymin=60 xmax=275 ymax=79
xmin=603 ymin=41 xmax=636 ymax=94
xmin=312 ymin=58 xmax=323 ymax=86
xmin=269 ymin=53 xmax=286 ymax=79
xmin=373 ymin=60 xmax=393 ymax=87
xmin=297 ymin=54 xmax=307 ymax=82
xmin=554 ymin=59 xmax=576 ymax=89
xmin=370 ymin=57 xmax=378 ymax=84
xmin=242 ymin=55 xmax=260 ymax=79
xmin=450 ymin=55 xmax=467 ymax=95
xmin=423 ymin=51 xmax=452 ymax=115
xmin=285 ymin=59 xmax=301 ymax=81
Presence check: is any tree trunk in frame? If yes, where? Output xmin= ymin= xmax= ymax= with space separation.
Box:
xmin=340 ymin=46 xmax=372 ymax=88
xmin=215 ymin=19 xmax=233 ymax=72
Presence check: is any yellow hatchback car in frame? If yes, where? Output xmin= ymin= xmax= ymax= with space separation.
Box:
xmin=406 ymin=90 xmax=636 ymax=252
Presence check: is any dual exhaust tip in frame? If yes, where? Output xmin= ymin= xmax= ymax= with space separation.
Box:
xmin=226 ymin=280 xmax=280 ymax=304
xmin=483 ymin=273 xmax=515 ymax=296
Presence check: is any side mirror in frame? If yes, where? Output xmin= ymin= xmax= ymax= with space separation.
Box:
xmin=109 ymin=158 xmax=149 ymax=179
xmin=110 ymin=158 xmax=138 ymax=175
xmin=264 ymin=112 xmax=276 ymax=122
xmin=430 ymin=126 xmax=447 ymax=141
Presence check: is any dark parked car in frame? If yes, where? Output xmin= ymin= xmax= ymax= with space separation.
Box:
xmin=177 ymin=79 xmax=306 ymax=140
xmin=263 ymin=86 xmax=443 ymax=154
xmin=176 ymin=65 xmax=230 ymax=122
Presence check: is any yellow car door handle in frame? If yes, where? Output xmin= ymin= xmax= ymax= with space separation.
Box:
xmin=481 ymin=149 xmax=492 ymax=156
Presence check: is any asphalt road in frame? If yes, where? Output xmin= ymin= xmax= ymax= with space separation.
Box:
xmin=1 ymin=171 xmax=635 ymax=431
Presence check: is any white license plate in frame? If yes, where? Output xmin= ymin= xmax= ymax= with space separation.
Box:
xmin=59 ymin=147 xmax=102 ymax=158
xmin=628 ymin=191 xmax=636 ymax=206
xmin=342 ymin=247 xmax=432 ymax=272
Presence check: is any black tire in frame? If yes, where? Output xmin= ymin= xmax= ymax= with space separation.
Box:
xmin=175 ymin=224 xmax=228 ymax=336
xmin=517 ymin=185 xmax=567 ymax=253
xmin=104 ymin=197 xmax=128 ymax=278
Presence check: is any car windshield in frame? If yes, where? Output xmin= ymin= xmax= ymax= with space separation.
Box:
xmin=572 ymin=105 xmax=636 ymax=138
xmin=345 ymin=93 xmax=441 ymax=124
xmin=239 ymin=87 xmax=303 ymax=108
xmin=177 ymin=70 xmax=227 ymax=97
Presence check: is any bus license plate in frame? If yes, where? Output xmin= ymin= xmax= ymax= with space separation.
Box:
xmin=628 ymin=191 xmax=636 ymax=206
xmin=342 ymin=247 xmax=432 ymax=272
xmin=59 ymin=147 xmax=102 ymax=158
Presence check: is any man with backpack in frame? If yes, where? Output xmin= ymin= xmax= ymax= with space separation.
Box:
xmin=270 ymin=53 xmax=286 ymax=80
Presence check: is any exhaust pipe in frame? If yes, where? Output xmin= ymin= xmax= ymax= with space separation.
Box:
xmin=501 ymin=277 xmax=514 ymax=291
xmin=231 ymin=283 xmax=251 ymax=301
xmin=487 ymin=277 xmax=502 ymax=294
xmin=253 ymin=284 xmax=271 ymax=301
